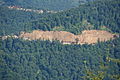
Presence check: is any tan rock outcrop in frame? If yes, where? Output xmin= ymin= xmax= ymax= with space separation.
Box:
xmin=77 ymin=30 xmax=117 ymax=44
xmin=19 ymin=30 xmax=118 ymax=44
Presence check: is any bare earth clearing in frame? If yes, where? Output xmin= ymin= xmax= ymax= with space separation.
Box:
xmin=18 ymin=30 xmax=118 ymax=44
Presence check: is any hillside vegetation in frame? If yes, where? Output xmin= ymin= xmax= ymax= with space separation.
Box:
xmin=1 ymin=0 xmax=96 ymax=10
xmin=0 ymin=0 xmax=119 ymax=36
xmin=0 ymin=0 xmax=120 ymax=80
xmin=0 ymin=6 xmax=49 ymax=35
xmin=27 ymin=0 xmax=120 ymax=34
xmin=0 ymin=37 xmax=120 ymax=80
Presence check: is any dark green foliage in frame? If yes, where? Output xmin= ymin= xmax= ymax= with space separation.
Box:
xmin=0 ymin=6 xmax=49 ymax=35
xmin=0 ymin=0 xmax=120 ymax=80
xmin=2 ymin=0 xmax=96 ymax=11
xmin=28 ymin=0 xmax=120 ymax=34
xmin=0 ymin=0 xmax=119 ymax=35
xmin=0 ymin=37 xmax=120 ymax=80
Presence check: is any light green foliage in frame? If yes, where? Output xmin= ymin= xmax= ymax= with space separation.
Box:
xmin=52 ymin=26 xmax=65 ymax=31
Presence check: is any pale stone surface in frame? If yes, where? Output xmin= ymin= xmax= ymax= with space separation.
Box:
xmin=19 ymin=30 xmax=118 ymax=44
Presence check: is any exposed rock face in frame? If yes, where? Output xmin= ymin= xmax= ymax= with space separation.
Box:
xmin=19 ymin=30 xmax=118 ymax=44
xmin=76 ymin=30 xmax=117 ymax=44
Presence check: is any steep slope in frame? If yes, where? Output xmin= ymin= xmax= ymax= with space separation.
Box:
xmin=1 ymin=35 xmax=120 ymax=80
xmin=0 ymin=0 xmax=119 ymax=36
xmin=1 ymin=0 xmax=96 ymax=10
xmin=0 ymin=6 xmax=49 ymax=36
xmin=0 ymin=0 xmax=120 ymax=80
xmin=4 ymin=30 xmax=116 ymax=44
xmin=24 ymin=0 xmax=120 ymax=34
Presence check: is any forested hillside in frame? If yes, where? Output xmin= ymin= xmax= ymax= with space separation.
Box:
xmin=1 ymin=0 xmax=96 ymax=10
xmin=0 ymin=0 xmax=120 ymax=80
xmin=0 ymin=6 xmax=50 ymax=35
xmin=0 ymin=0 xmax=119 ymax=36
xmin=27 ymin=0 xmax=120 ymax=34
xmin=0 ymin=37 xmax=120 ymax=80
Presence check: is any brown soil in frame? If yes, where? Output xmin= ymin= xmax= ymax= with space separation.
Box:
xmin=19 ymin=30 xmax=118 ymax=44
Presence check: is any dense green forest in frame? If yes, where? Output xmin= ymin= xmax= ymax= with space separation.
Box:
xmin=0 ymin=37 xmax=120 ymax=80
xmin=1 ymin=0 xmax=96 ymax=10
xmin=0 ymin=0 xmax=120 ymax=80
xmin=0 ymin=0 xmax=120 ymax=36
xmin=0 ymin=6 xmax=50 ymax=35
xmin=27 ymin=0 xmax=120 ymax=34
